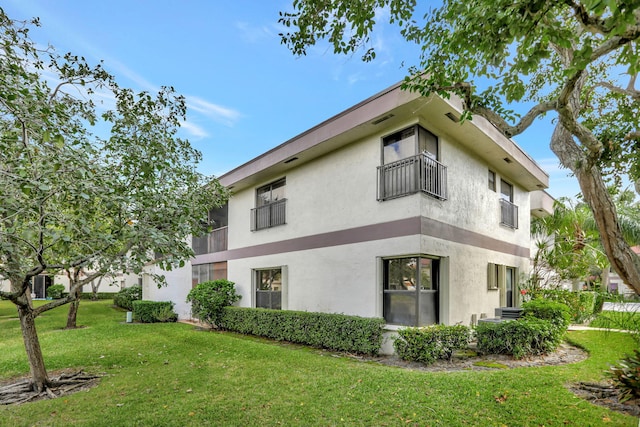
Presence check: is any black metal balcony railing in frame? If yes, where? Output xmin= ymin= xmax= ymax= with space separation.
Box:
xmin=251 ymin=199 xmax=287 ymax=231
xmin=377 ymin=153 xmax=447 ymax=201
xmin=192 ymin=226 xmax=228 ymax=255
xmin=499 ymin=199 xmax=519 ymax=229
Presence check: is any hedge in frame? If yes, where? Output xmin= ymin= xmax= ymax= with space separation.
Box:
xmin=218 ymin=307 xmax=385 ymax=355
xmin=526 ymin=289 xmax=599 ymax=323
xmin=476 ymin=299 xmax=570 ymax=359
xmin=132 ymin=300 xmax=177 ymax=323
xmin=113 ymin=285 xmax=142 ymax=310
xmin=394 ymin=324 xmax=471 ymax=364
xmin=62 ymin=292 xmax=118 ymax=300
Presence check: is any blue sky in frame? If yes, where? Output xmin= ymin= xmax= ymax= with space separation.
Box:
xmin=4 ymin=1 xmax=581 ymax=199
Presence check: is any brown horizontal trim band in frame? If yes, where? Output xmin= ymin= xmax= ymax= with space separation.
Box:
xmin=193 ymin=216 xmax=529 ymax=264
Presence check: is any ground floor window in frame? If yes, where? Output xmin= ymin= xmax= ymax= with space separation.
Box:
xmin=255 ymin=268 xmax=282 ymax=310
xmin=191 ymin=262 xmax=227 ymax=287
xmin=488 ymin=263 xmax=517 ymax=307
xmin=383 ymin=256 xmax=439 ymax=326
xmin=31 ymin=275 xmax=53 ymax=299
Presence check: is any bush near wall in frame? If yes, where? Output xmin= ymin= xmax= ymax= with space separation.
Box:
xmin=394 ymin=325 xmax=471 ymax=364
xmin=476 ymin=299 xmax=570 ymax=359
xmin=132 ymin=300 xmax=178 ymax=323
xmin=527 ymin=289 xmax=598 ymax=323
xmin=46 ymin=284 xmax=65 ymax=299
xmin=113 ymin=285 xmax=142 ymax=311
xmin=219 ymin=307 xmax=385 ymax=356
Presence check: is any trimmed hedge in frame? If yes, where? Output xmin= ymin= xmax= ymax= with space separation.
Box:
xmin=476 ymin=318 xmax=559 ymax=359
xmin=522 ymin=299 xmax=571 ymax=330
xmin=113 ymin=286 xmax=142 ymax=311
xmin=132 ymin=300 xmax=178 ymax=323
xmin=476 ymin=299 xmax=570 ymax=359
xmin=62 ymin=292 xmax=118 ymax=300
xmin=219 ymin=307 xmax=385 ymax=355
xmin=394 ymin=324 xmax=471 ymax=364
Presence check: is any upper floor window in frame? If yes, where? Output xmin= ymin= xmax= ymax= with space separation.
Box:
xmin=251 ymin=178 xmax=287 ymax=231
xmin=383 ymin=125 xmax=438 ymax=164
xmin=499 ymin=179 xmax=518 ymax=228
xmin=378 ymin=125 xmax=447 ymax=201
xmin=488 ymin=170 xmax=496 ymax=191
xmin=193 ymin=204 xmax=228 ymax=255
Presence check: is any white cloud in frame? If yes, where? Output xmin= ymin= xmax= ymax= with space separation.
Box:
xmin=185 ymin=96 xmax=242 ymax=127
xmin=179 ymin=120 xmax=209 ymax=139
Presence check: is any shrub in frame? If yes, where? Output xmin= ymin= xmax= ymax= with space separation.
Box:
xmin=608 ymin=349 xmax=640 ymax=403
xmin=186 ymin=280 xmax=241 ymax=328
xmin=527 ymin=289 xmax=597 ymax=323
xmin=476 ymin=318 xmax=560 ymax=359
xmin=394 ymin=324 xmax=471 ymax=364
xmin=46 ymin=284 xmax=65 ymax=299
xmin=132 ymin=300 xmax=177 ymax=323
xmin=113 ymin=285 xmax=142 ymax=311
xmin=219 ymin=307 xmax=385 ymax=355
xmin=522 ymin=298 xmax=571 ymax=331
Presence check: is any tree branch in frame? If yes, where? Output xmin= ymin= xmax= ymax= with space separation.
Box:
xmin=564 ymin=0 xmax=609 ymax=35
xmin=595 ymin=80 xmax=640 ymax=100
xmin=472 ymin=102 xmax=557 ymax=138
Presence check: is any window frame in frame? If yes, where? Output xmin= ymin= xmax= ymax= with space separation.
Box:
xmin=254 ymin=267 xmax=283 ymax=310
xmin=488 ymin=170 xmax=496 ymax=191
xmin=382 ymin=124 xmax=439 ymax=165
xmin=382 ymin=255 xmax=440 ymax=327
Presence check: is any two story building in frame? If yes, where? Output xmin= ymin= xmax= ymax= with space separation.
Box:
xmin=145 ymin=82 xmax=552 ymax=331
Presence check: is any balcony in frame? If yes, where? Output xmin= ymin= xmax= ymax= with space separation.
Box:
xmin=251 ymin=199 xmax=287 ymax=231
xmin=192 ymin=226 xmax=228 ymax=255
xmin=377 ymin=153 xmax=447 ymax=201
xmin=500 ymin=199 xmax=519 ymax=229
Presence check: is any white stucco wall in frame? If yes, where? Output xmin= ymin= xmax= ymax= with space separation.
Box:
xmin=142 ymin=264 xmax=193 ymax=320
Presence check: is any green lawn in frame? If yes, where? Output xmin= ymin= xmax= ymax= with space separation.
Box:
xmin=0 ymin=300 xmax=637 ymax=426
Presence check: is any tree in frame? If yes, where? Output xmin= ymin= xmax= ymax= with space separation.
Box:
xmin=531 ymin=190 xmax=640 ymax=289
xmin=0 ymin=10 xmax=227 ymax=392
xmin=279 ymin=0 xmax=640 ymax=294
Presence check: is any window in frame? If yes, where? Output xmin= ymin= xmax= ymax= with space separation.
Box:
xmin=383 ymin=125 xmax=438 ymax=164
xmin=255 ymin=268 xmax=282 ymax=309
xmin=488 ymin=170 xmax=496 ymax=191
xmin=488 ymin=263 xmax=517 ymax=307
xmin=191 ymin=262 xmax=227 ymax=287
xmin=378 ymin=125 xmax=446 ymax=201
xmin=499 ymin=179 xmax=518 ymax=228
xmin=500 ymin=179 xmax=513 ymax=202
xmin=193 ymin=204 xmax=229 ymax=255
xmin=251 ymin=178 xmax=287 ymax=231
xmin=383 ymin=256 xmax=439 ymax=326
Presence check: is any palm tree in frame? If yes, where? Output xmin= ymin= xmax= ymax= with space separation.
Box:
xmin=531 ymin=190 xmax=640 ymax=292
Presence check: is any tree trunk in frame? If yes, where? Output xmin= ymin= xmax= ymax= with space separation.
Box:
xmin=551 ymin=123 xmax=640 ymax=295
xmin=575 ymin=165 xmax=640 ymax=295
xmin=16 ymin=294 xmax=50 ymax=392
xmin=66 ymin=289 xmax=80 ymax=329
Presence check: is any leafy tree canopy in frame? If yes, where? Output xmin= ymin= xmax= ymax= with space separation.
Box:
xmin=0 ymin=9 xmax=226 ymax=391
xmin=279 ymin=0 xmax=640 ymax=294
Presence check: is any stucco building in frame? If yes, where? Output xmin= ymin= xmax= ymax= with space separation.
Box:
xmin=145 ymin=83 xmax=552 ymax=329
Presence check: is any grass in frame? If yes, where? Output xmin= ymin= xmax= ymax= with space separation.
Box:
xmin=0 ymin=300 xmax=638 ymax=426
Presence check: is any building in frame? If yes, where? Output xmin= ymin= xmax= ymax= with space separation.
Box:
xmin=605 ymin=246 xmax=640 ymax=299
xmin=145 ymin=83 xmax=552 ymax=333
